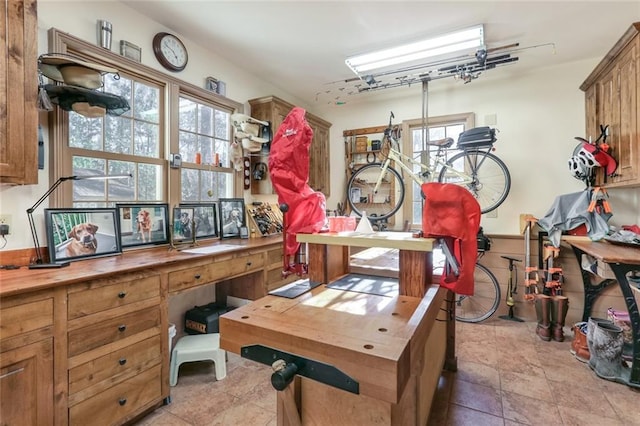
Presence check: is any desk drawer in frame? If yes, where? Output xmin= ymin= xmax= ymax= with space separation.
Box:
xmin=69 ymin=335 xmax=161 ymax=396
xmin=169 ymin=253 xmax=264 ymax=292
xmin=69 ymin=364 xmax=161 ymax=426
xmin=0 ymin=297 xmax=53 ymax=340
xmin=266 ymin=247 xmax=283 ymax=266
xmin=68 ymin=272 xmax=160 ymax=320
xmin=68 ymin=307 xmax=160 ymax=358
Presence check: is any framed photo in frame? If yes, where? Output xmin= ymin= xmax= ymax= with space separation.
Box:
xmin=44 ymin=208 xmax=121 ymax=264
xmin=180 ymin=203 xmax=218 ymax=239
xmin=219 ymin=198 xmax=246 ymax=239
xmin=205 ymin=76 xmax=226 ymax=96
xmin=172 ymin=206 xmax=196 ymax=245
xmin=116 ymin=203 xmax=170 ymax=248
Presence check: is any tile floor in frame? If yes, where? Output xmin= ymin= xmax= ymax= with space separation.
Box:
xmin=135 ymin=319 xmax=639 ymax=425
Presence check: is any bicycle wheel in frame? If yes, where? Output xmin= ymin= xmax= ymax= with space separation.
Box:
xmin=438 ymin=150 xmax=511 ymax=214
xmin=455 ymin=262 xmax=501 ymax=323
xmin=347 ymin=163 xmax=405 ymax=221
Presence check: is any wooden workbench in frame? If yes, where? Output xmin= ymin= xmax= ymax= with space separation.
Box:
xmin=220 ymin=232 xmax=454 ymax=425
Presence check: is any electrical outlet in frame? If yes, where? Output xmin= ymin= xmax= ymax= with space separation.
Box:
xmin=0 ymin=214 xmax=11 ymax=234
xmin=484 ymin=209 xmax=498 ymax=219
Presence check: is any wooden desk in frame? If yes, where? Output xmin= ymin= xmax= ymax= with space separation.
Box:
xmin=220 ymin=232 xmax=454 ymax=425
xmin=565 ymin=239 xmax=640 ymax=388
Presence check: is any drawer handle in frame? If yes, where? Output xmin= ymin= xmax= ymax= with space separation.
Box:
xmin=118 ymin=324 xmax=127 ymax=332
xmin=194 ymin=274 xmax=201 ymax=279
xmin=119 ymin=358 xmax=127 ymax=366
xmin=118 ymin=291 xmax=127 ymax=299
xmin=246 ymin=261 xmax=252 ymax=266
xmin=0 ymin=367 xmax=24 ymax=380
xmin=118 ymin=398 xmax=127 ymax=406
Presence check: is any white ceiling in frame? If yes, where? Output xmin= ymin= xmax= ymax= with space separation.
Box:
xmin=122 ymin=1 xmax=640 ymax=105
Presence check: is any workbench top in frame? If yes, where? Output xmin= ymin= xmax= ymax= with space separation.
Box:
xmin=297 ymin=231 xmax=434 ymax=252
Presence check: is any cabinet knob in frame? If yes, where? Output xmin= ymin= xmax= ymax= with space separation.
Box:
xmin=118 ymin=324 xmax=127 ymax=332
xmin=246 ymin=261 xmax=252 ymax=266
xmin=118 ymin=291 xmax=127 ymax=299
xmin=194 ymin=274 xmax=201 ymax=279
xmin=118 ymin=358 xmax=127 ymax=366
xmin=118 ymin=398 xmax=127 ymax=406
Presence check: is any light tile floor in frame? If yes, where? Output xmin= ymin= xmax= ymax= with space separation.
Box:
xmin=135 ymin=319 xmax=639 ymax=425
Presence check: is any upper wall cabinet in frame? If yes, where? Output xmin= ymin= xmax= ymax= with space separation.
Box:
xmin=248 ymin=96 xmax=332 ymax=196
xmin=581 ymin=22 xmax=639 ymax=187
xmin=0 ymin=0 xmax=38 ymax=185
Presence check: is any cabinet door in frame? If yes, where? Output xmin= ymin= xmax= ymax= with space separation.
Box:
xmin=584 ymin=84 xmax=598 ymax=142
xmin=597 ymin=67 xmax=620 ymax=185
xmin=0 ymin=0 xmax=38 ymax=184
xmin=0 ymin=339 xmax=54 ymax=425
xmin=308 ymin=121 xmax=330 ymax=195
xmin=613 ymin=41 xmax=639 ymax=184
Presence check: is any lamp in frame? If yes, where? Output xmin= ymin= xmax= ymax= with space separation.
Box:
xmin=27 ymin=173 xmax=132 ymax=269
xmin=345 ymin=25 xmax=484 ymax=75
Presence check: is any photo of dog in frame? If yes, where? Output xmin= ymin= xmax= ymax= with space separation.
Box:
xmin=136 ymin=209 xmax=153 ymax=242
xmin=65 ymin=222 xmax=99 ymax=257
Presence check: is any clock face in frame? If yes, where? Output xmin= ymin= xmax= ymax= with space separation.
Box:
xmin=153 ymin=32 xmax=188 ymax=72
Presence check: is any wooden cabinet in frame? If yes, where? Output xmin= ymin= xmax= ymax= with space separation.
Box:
xmin=0 ymin=290 xmax=54 ymax=425
xmin=248 ymin=96 xmax=332 ymax=196
xmin=66 ymin=270 xmax=163 ymax=425
xmin=0 ymin=0 xmax=38 ymax=184
xmin=581 ymin=22 xmax=640 ymax=187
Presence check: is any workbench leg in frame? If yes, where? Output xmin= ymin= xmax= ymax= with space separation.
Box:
xmin=444 ymin=290 xmax=457 ymax=372
xmin=610 ymin=264 xmax=640 ymax=388
xmin=570 ymin=246 xmax=616 ymax=321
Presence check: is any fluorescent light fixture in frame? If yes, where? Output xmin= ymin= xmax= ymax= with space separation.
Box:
xmin=346 ymin=25 xmax=484 ymax=75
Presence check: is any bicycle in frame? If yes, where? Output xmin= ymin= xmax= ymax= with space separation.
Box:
xmin=452 ymin=251 xmax=501 ymax=323
xmin=346 ymin=112 xmax=511 ymax=221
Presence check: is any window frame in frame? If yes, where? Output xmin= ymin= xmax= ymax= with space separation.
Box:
xmin=400 ymin=112 xmax=475 ymax=227
xmin=47 ymin=28 xmax=243 ymax=209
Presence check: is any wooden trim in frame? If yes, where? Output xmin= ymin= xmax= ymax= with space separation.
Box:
xmin=343 ymin=125 xmax=388 ymax=137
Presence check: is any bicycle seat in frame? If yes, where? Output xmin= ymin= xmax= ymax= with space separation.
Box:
xmin=501 ymin=255 xmax=522 ymax=262
xmin=427 ymin=137 xmax=454 ymax=148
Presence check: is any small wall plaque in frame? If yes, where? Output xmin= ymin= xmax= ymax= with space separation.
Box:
xmin=120 ymin=40 xmax=142 ymax=62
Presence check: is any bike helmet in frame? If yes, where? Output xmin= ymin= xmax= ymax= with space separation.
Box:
xmin=568 ymin=142 xmax=618 ymax=181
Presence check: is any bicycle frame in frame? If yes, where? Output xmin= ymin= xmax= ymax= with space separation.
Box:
xmin=372 ymin=136 xmax=489 ymax=194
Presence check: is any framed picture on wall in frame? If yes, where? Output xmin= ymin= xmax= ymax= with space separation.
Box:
xmin=44 ymin=208 xmax=121 ymax=263
xmin=116 ymin=203 xmax=170 ymax=248
xmin=218 ymin=198 xmax=246 ymax=239
xmin=179 ymin=203 xmax=218 ymax=239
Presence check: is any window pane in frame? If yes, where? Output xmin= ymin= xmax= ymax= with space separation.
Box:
xmin=105 ymin=115 xmax=132 ymax=154
xmin=134 ymin=83 xmax=160 ymax=123
xmin=134 ymin=121 xmax=160 ymax=157
xmin=181 ymin=168 xmax=199 ymax=202
xmin=72 ymin=156 xmax=106 ymax=201
xmin=69 ymin=114 xmax=102 ymax=150
xmin=199 ymin=135 xmax=214 ymax=164
xmin=214 ymin=110 xmax=230 ymax=139
xmin=108 ymin=160 xmax=135 ymax=200
xmin=198 ymin=104 xmax=213 ymax=136
xmin=138 ymin=163 xmax=163 ymax=201
xmin=179 ymin=131 xmax=197 ymax=163
xmin=179 ymin=98 xmax=197 ymax=132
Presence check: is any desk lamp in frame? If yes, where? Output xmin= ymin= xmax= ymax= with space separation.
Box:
xmin=27 ymin=173 xmax=132 ymax=269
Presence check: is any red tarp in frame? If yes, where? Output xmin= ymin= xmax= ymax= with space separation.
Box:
xmin=421 ymin=182 xmax=481 ymax=295
xmin=269 ymin=107 xmax=326 ymax=258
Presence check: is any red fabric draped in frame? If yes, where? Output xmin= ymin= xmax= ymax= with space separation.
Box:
xmin=269 ymin=107 xmax=326 ymax=257
xmin=421 ymin=183 xmax=481 ymax=295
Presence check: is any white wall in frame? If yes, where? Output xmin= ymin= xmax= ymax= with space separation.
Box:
xmin=315 ymin=60 xmax=640 ymax=235
xmin=0 ymin=1 xmax=638 ymax=251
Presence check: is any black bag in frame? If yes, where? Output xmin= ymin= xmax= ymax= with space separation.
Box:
xmin=457 ymin=127 xmax=496 ymax=149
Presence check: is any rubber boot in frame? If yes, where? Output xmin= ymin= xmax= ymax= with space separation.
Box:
xmin=535 ymin=294 xmax=551 ymax=341
xmin=570 ymin=322 xmax=589 ymax=362
xmin=591 ymin=322 xmax=626 ymax=381
xmin=587 ymin=317 xmax=613 ymax=370
xmin=550 ymin=296 xmax=569 ymax=342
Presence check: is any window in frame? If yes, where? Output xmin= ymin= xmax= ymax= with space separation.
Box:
xmin=48 ymin=29 xmax=242 ymax=212
xmin=178 ymin=95 xmax=233 ymax=202
xmin=68 ymin=74 xmax=164 ymax=207
xmin=402 ymin=113 xmax=474 ymax=226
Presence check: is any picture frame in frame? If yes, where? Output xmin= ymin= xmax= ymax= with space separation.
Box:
xmin=171 ymin=206 xmax=196 ymax=246
xmin=205 ymin=76 xmax=226 ymax=96
xmin=116 ymin=203 xmax=170 ymax=248
xmin=179 ymin=203 xmax=218 ymax=239
xmin=120 ymin=40 xmax=142 ymax=62
xmin=44 ymin=208 xmax=121 ymax=264
xmin=218 ymin=198 xmax=246 ymax=239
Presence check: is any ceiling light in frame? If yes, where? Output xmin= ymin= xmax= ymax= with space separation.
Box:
xmin=345 ymin=25 xmax=484 ymax=75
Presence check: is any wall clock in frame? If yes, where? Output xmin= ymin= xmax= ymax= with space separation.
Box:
xmin=152 ymin=32 xmax=188 ymax=72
